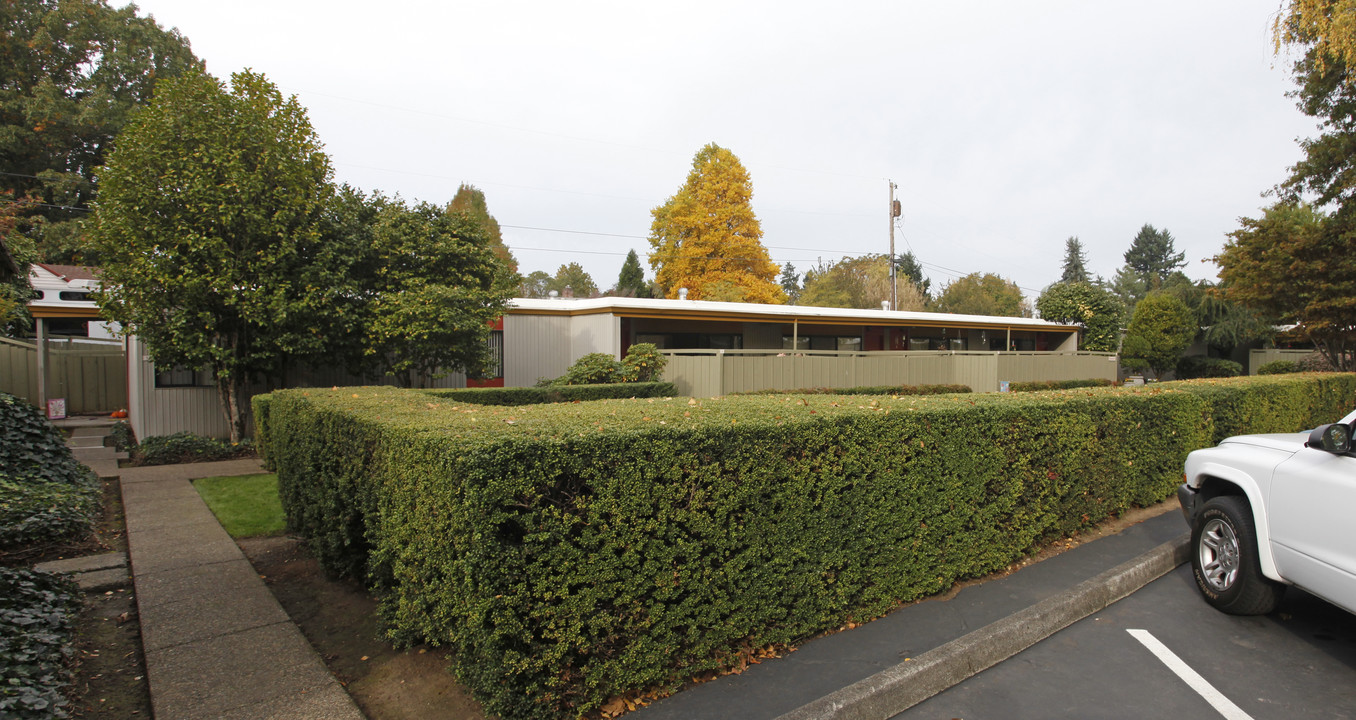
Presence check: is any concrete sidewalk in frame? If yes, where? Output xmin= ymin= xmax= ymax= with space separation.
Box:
xmin=118 ymin=459 xmax=364 ymax=720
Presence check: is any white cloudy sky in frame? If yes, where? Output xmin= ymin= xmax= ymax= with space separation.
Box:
xmin=131 ymin=0 xmax=1316 ymax=302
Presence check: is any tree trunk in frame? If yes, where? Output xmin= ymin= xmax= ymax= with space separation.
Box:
xmin=216 ymin=372 xmax=246 ymax=444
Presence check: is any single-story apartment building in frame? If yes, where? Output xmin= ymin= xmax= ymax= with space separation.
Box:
xmin=16 ymin=275 xmax=1111 ymax=438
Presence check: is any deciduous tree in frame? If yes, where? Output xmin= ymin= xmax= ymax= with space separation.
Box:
xmin=648 ymin=143 xmax=784 ymax=303
xmin=1035 ymin=281 xmax=1124 ymax=352
xmin=520 ymin=270 xmax=551 ymax=298
xmin=2 ymin=0 xmax=198 ymax=264
xmin=546 ymin=262 xmax=598 ymax=298
xmin=91 ymin=70 xmax=333 ymax=442
xmin=360 ymin=198 xmax=514 ymax=385
xmin=449 ymin=183 xmax=517 ymax=274
xmin=1218 ymin=202 xmax=1355 ymax=370
xmin=932 ymin=272 xmax=1028 ymax=317
xmin=1121 ymin=292 xmax=1196 ymax=378
xmin=800 ymin=254 xmax=925 ymax=310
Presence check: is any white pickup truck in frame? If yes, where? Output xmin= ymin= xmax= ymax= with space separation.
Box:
xmin=1179 ymin=410 xmax=1356 ymax=615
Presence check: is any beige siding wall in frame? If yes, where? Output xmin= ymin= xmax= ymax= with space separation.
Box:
xmin=1248 ymin=348 xmax=1316 ymax=375
xmin=0 ymin=337 xmax=126 ymax=414
xmin=127 ymin=335 xmax=229 ymax=440
xmin=663 ymin=350 xmax=1117 ymax=397
xmin=572 ymin=314 xmax=619 ymax=358
xmin=997 ymin=352 xmax=1118 ymax=384
xmin=505 ymin=314 xmax=573 ymax=386
xmin=127 ymin=335 xmax=469 ymax=441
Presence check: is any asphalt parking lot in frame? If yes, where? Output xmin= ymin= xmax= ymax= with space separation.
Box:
xmin=897 ymin=564 xmax=1356 ymax=720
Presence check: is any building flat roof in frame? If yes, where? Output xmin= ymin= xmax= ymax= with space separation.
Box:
xmin=507 ymin=296 xmax=1079 ymax=332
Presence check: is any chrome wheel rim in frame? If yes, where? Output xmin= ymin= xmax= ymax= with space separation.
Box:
xmin=1199 ymin=518 xmax=1240 ymax=593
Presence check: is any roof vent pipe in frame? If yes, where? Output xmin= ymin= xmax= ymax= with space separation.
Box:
xmin=881 ymin=300 xmax=890 ymax=311
xmin=678 ymin=288 xmax=689 ymax=300
xmin=548 ymin=290 xmax=560 ymax=300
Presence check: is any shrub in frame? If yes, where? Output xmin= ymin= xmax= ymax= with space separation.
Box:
xmin=131 ymin=432 xmax=254 ymax=466
xmin=0 ymin=567 xmax=81 ymax=719
xmin=1299 ymin=353 xmax=1335 ymax=372
xmin=1174 ymin=356 xmax=1243 ymax=380
xmin=1257 ymin=360 xmax=1301 ymax=375
xmin=734 ymin=384 xmax=971 ymax=396
xmin=108 ymin=421 xmax=136 ymax=453
xmin=1164 ymin=373 xmax=1356 ymax=444
xmin=620 ymin=343 xmax=666 ymax=382
xmin=0 ymin=393 xmax=99 ymax=557
xmin=1007 ymin=379 xmax=1115 ymax=392
xmin=560 ymin=353 xmax=623 ymax=385
xmin=268 ymin=375 xmax=1355 ymax=719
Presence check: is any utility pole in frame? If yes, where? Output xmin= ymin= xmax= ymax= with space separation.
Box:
xmin=888 ymin=181 xmax=901 ymax=310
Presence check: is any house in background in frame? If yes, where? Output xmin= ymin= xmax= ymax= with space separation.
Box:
xmin=108 ymin=292 xmax=1113 ymax=440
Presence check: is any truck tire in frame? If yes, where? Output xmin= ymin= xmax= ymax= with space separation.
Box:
xmin=1191 ymin=495 xmax=1284 ymax=615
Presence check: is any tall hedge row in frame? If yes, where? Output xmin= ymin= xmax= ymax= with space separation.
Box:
xmin=264 ymin=373 xmax=1356 ymax=720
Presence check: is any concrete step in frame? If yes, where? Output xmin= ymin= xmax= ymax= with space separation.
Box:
xmin=35 ymin=552 xmax=131 ymax=591
xmin=71 ymin=426 xmax=113 ymax=438
xmin=67 ymin=435 xmax=107 ymax=449
xmin=70 ymin=446 xmax=128 ymax=462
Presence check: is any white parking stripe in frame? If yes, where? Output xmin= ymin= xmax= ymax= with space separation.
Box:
xmin=1127 ymin=629 xmax=1254 ymax=720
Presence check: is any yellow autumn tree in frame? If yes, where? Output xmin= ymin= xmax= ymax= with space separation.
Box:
xmin=648 ymin=143 xmax=786 ymax=303
xmin=1274 ymin=0 xmax=1356 ymax=79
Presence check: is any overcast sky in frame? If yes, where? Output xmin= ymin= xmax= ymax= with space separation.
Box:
xmin=130 ymin=0 xmax=1316 ymax=303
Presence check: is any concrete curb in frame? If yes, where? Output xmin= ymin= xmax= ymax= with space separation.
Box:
xmin=775 ymin=533 xmax=1191 ymax=720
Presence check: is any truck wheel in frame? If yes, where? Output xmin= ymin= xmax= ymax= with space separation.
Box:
xmin=1191 ymin=495 xmax=1284 ymax=615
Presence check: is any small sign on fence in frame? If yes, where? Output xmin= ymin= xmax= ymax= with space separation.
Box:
xmin=46 ymin=398 xmax=67 ymax=420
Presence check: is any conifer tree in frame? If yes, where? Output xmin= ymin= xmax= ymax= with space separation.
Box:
xmin=648 ymin=143 xmax=785 ymax=303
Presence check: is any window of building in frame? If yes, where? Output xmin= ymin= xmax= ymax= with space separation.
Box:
xmin=486 ymin=330 xmax=504 ymax=378
xmin=154 ymin=366 xmax=214 ymax=388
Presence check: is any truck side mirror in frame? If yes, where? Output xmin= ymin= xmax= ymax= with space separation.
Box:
xmin=1307 ymin=423 xmax=1353 ymax=455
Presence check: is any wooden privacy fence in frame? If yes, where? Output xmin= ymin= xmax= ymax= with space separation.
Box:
xmin=661 ymin=349 xmax=1120 ymax=397
xmin=0 ymin=336 xmax=127 ymax=414
xmin=1248 ymin=348 xmax=1317 ymax=374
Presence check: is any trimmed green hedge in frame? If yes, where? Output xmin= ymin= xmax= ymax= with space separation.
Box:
xmin=1257 ymin=360 xmax=1301 ymax=375
xmin=1164 ymin=373 xmax=1356 ymax=444
xmin=733 ymin=383 xmax=971 ymax=396
xmin=253 ymin=393 xmax=275 ymax=471
xmin=267 ymin=374 xmax=1356 ymax=719
xmin=429 ymin=381 xmax=678 ymax=406
xmin=1008 ymin=378 xmax=1114 ymax=392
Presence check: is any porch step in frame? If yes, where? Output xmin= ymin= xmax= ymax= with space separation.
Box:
xmin=67 ymin=434 xmax=107 ymax=449
xmin=70 ymin=446 xmax=128 ymax=462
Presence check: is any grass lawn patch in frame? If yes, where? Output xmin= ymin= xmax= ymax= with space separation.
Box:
xmin=193 ymin=473 xmax=285 ymax=538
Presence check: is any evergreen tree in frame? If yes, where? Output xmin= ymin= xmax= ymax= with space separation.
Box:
xmin=779 ymin=262 xmax=801 ymax=304
xmin=893 ymin=251 xmax=931 ymax=298
xmin=1124 ymin=224 xmax=1186 ymax=289
xmin=615 ymin=249 xmax=650 ymax=297
xmin=1060 ymin=237 xmax=1091 ymax=284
